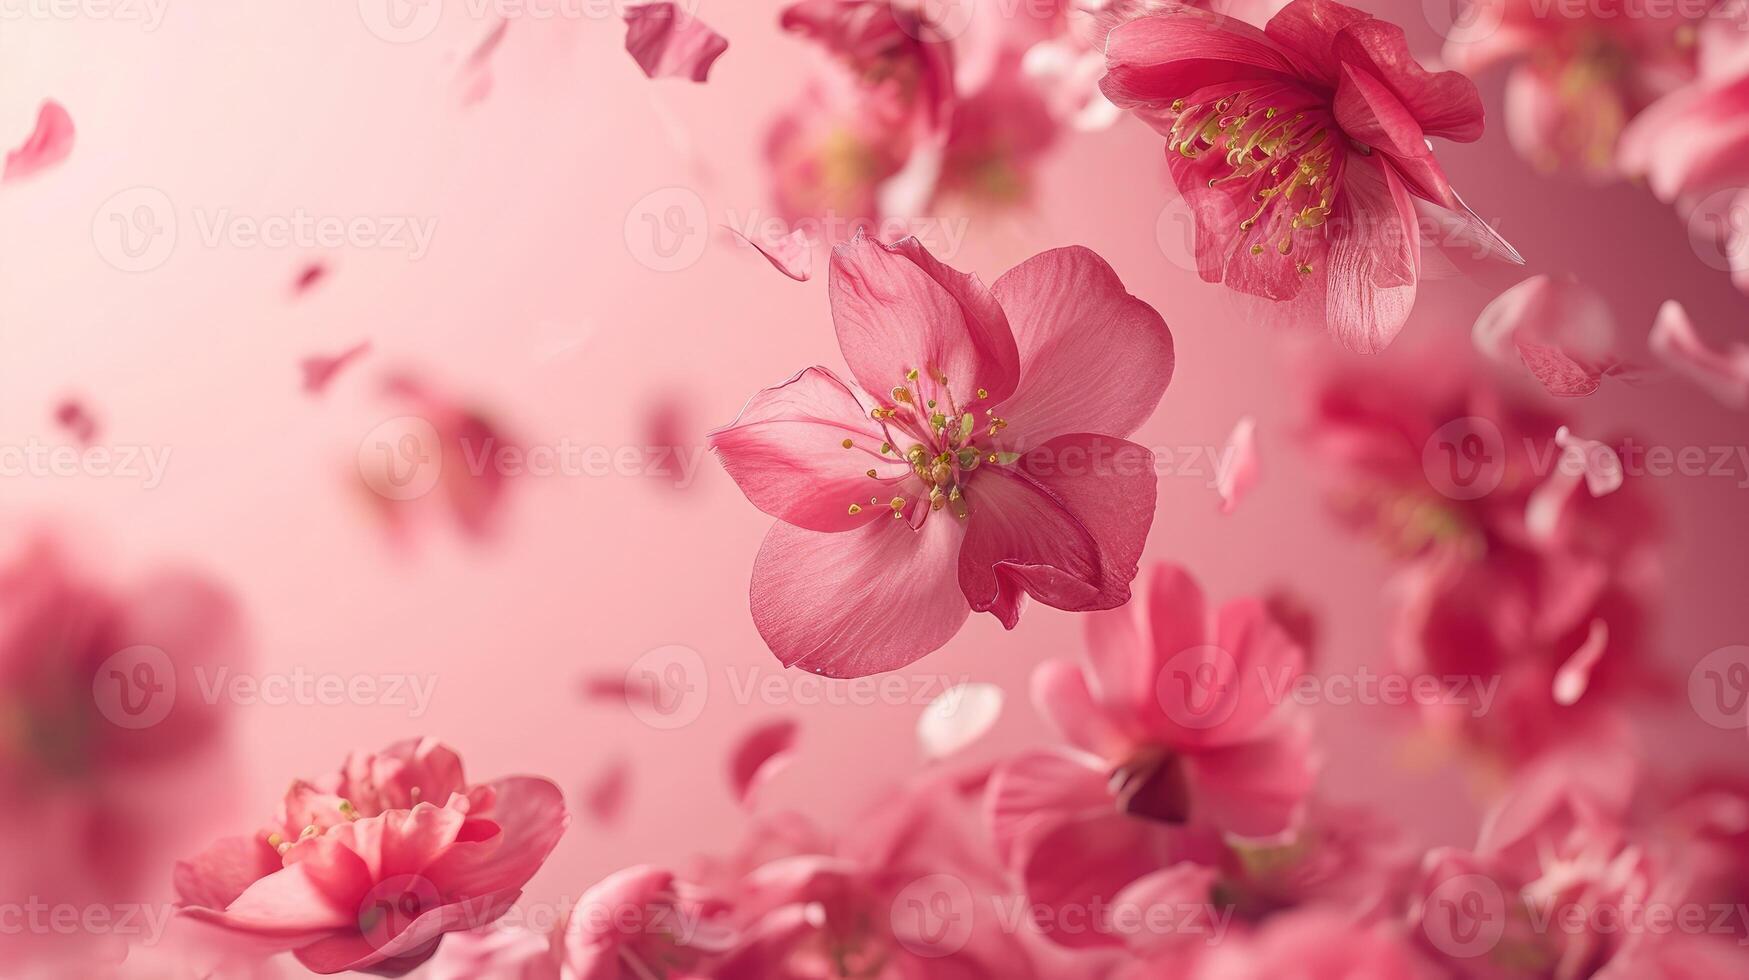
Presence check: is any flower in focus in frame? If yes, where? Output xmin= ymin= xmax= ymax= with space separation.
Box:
xmin=174 ymin=738 xmax=568 ymax=976
xmin=1102 ymin=0 xmax=1521 ymax=351
xmin=709 ymin=236 xmax=1174 ymax=677
xmin=1444 ymin=0 xmax=1704 ymax=180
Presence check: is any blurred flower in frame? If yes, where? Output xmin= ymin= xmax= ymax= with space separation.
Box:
xmin=2 ymin=99 xmax=74 ymax=183
xmin=1618 ymin=0 xmax=1749 ymax=293
xmin=174 ymin=738 xmax=568 ymax=976
xmin=1033 ymin=562 xmax=1315 ymax=838
xmin=1303 ymin=355 xmax=1665 ymax=764
xmin=361 ymin=373 xmax=517 ymax=543
xmin=1471 ymin=276 xmax=1633 ymax=398
xmin=1102 ymin=0 xmax=1520 ymax=352
xmin=766 ymin=0 xmax=1063 ymax=225
xmin=709 ymin=237 xmax=1173 ymax=676
xmin=0 ymin=536 xmax=247 ymax=969
xmin=712 ymin=777 xmax=1041 ymax=978
xmin=1445 ymin=0 xmax=1704 ymax=180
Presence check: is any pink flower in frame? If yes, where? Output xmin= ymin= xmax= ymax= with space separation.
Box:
xmin=1406 ymin=753 xmax=1730 ymax=979
xmin=767 ymin=0 xmax=1065 ymax=223
xmin=712 ymin=778 xmax=1041 ymax=978
xmin=1444 ymin=0 xmax=1703 ymax=179
xmin=709 ymin=236 xmax=1173 ymax=676
xmin=174 ymin=738 xmax=568 ymax=976
xmin=1101 ymin=0 xmax=1520 ymax=352
xmin=551 ymin=866 xmax=735 ymax=980
xmin=1186 ymin=910 xmax=1435 ymax=980
xmin=1033 ymin=562 xmax=1315 ymax=838
xmin=1618 ymin=3 xmax=1749 ymax=292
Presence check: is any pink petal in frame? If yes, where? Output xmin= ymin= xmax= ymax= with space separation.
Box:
xmin=1216 ymin=416 xmax=1259 ymax=515
xmin=1262 ymin=0 xmax=1370 ymax=83
xmin=1332 ymin=62 xmax=1455 ymax=207
xmin=423 ymin=776 xmax=569 ymax=899
xmin=3 ymin=100 xmax=74 ymax=182
xmin=729 ymin=227 xmax=813 ymax=281
xmin=917 ymin=682 xmax=1005 ymax=759
xmin=1151 ymin=594 xmax=1304 ymax=749
xmin=53 ymin=398 xmax=98 ymax=444
xmin=1182 ymin=720 xmax=1315 ymax=838
xmin=1084 ymin=562 xmax=1210 ymax=735
xmin=174 ymin=834 xmax=284 ymax=911
xmin=957 ymin=435 xmax=1157 ymax=628
xmin=708 ymin=367 xmax=910 ymax=533
xmin=1322 ymin=151 xmax=1421 ymax=353
xmin=180 ymin=850 xmax=369 ymax=941
xmin=749 ymin=516 xmax=970 ymax=677
xmin=1014 ymin=803 xmax=1204 ymax=949
xmin=1330 ymin=14 xmax=1485 ymax=142
xmin=292 ymin=261 xmax=329 ymax=296
xmin=293 ymin=888 xmax=520 ymax=975
xmin=987 ymin=246 xmax=1175 ymax=449
xmin=1472 ymin=276 xmax=1619 ymax=397
xmin=623 ymin=2 xmax=728 ymax=83
xmin=582 ymin=757 xmax=631 ymax=825
xmin=1109 ymin=863 xmax=1222 ymax=955
xmin=986 ymin=750 xmax=1114 ymax=867
xmin=829 ymin=235 xmax=1021 ymax=409
xmin=456 ymin=18 xmax=510 ymax=107
xmin=729 ymin=718 xmax=799 ymax=807
xmin=1031 ymin=658 xmax=1132 ymax=759
xmin=300 ymin=341 xmax=371 ymax=396
xmin=1414 ymin=194 xmax=1523 ymax=278
xmin=1649 ymin=300 xmax=1749 ymax=409
xmin=1553 ymin=618 xmax=1609 ymax=707
xmin=1101 ymin=8 xmax=1301 ymax=121
xmin=1557 ymin=426 xmax=1625 ymax=498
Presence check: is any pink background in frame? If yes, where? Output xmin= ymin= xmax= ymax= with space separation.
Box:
xmin=3 ymin=0 xmax=1747 ymax=953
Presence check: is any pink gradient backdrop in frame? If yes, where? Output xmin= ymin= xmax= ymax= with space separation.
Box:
xmin=3 ymin=0 xmax=1746 ymax=955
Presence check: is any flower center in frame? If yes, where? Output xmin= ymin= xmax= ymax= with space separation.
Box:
xmin=1166 ymin=90 xmax=1339 ymax=276
xmin=840 ymin=368 xmax=1017 ymax=523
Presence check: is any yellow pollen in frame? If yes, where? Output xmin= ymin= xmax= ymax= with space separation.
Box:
xmin=865 ymin=469 xmax=877 ymax=478
xmin=880 ymin=442 xmax=892 ymax=454
xmin=841 ymin=439 xmax=853 ymax=449
xmin=906 ymin=368 xmax=919 ymax=382
xmin=976 ymin=388 xmax=988 ymax=399
xmin=891 ymin=386 xmax=913 ymax=404
xmin=848 ymin=504 xmax=863 ymax=515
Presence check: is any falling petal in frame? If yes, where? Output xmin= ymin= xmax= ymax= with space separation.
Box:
xmin=54 ymin=399 xmax=98 ymax=444
xmin=917 ymin=682 xmax=1005 ymax=760
xmin=3 ymin=100 xmax=74 ymax=182
xmin=1553 ymin=619 xmax=1609 ymax=706
xmin=457 ymin=18 xmax=510 ymax=106
xmin=291 ymin=261 xmax=329 ymax=297
xmin=728 ymin=227 xmax=813 ymax=282
xmin=1649 ymin=301 xmax=1749 ymax=409
xmin=623 ymin=3 xmax=728 ymax=83
xmin=729 ymin=718 xmax=798 ymax=807
xmin=1472 ymin=276 xmax=1621 ymax=397
xmin=299 ymin=341 xmax=371 ymax=395
xmin=1216 ymin=416 xmax=1260 ymax=514
xmin=583 ymin=757 xmax=631 ymax=825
